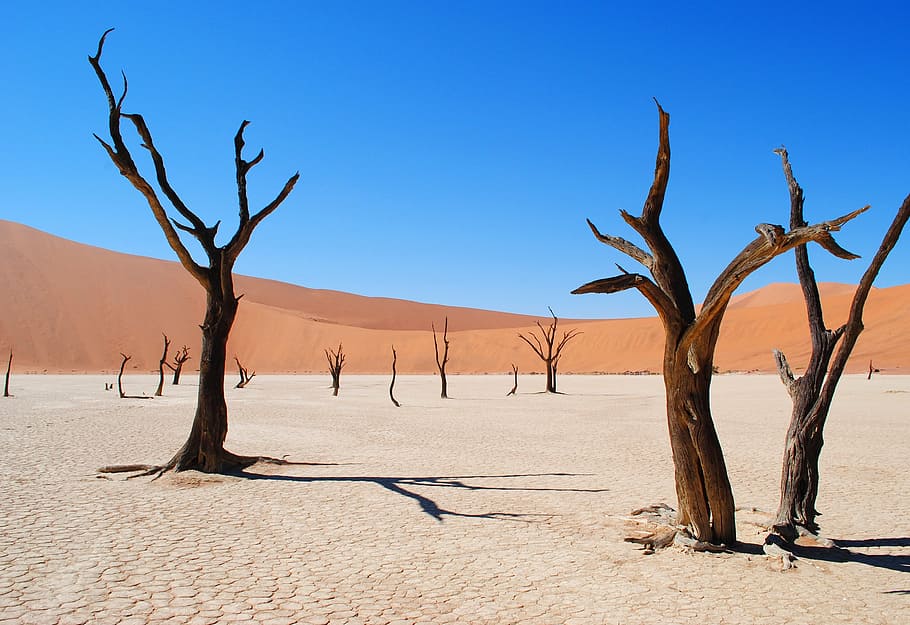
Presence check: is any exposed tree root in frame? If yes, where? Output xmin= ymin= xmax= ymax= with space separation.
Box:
xmin=97 ymin=452 xmax=295 ymax=480
xmin=763 ymin=523 xmax=837 ymax=570
xmin=623 ymin=503 xmax=731 ymax=554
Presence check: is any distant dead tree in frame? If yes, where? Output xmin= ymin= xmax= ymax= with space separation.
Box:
xmin=867 ymin=360 xmax=879 ymax=380
xmin=507 ymin=363 xmax=518 ymax=396
xmin=154 ymin=334 xmax=171 ymax=397
xmin=389 ymin=345 xmax=400 ymax=407
xmin=165 ymin=345 xmax=191 ymax=385
xmin=3 ymin=351 xmax=11 ymax=398
xmin=234 ymin=357 xmax=256 ymax=389
xmin=767 ymin=149 xmax=910 ymax=551
xmin=117 ymin=353 xmax=150 ymax=400
xmin=433 ymin=317 xmax=451 ymax=399
xmin=518 ymin=308 xmax=580 ymax=393
xmin=573 ymin=103 xmax=867 ymax=547
xmin=325 ymin=343 xmax=345 ymax=396
xmin=91 ymin=31 xmax=298 ymax=476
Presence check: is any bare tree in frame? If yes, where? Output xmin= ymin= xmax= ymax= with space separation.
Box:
xmin=325 ymin=343 xmax=345 ymax=396
xmin=867 ymin=360 xmax=879 ymax=381
xmin=91 ymin=31 xmax=298 ymax=475
xmin=768 ymin=149 xmax=910 ymax=546
xmin=518 ymin=308 xmax=580 ymax=393
xmin=3 ymin=351 xmax=11 ymax=398
xmin=389 ymin=345 xmax=400 ymax=407
xmin=165 ymin=346 xmax=191 ymax=385
xmin=117 ymin=353 xmax=150 ymax=400
xmin=433 ymin=317 xmax=450 ymax=399
xmin=573 ymin=103 xmax=866 ymax=546
xmin=234 ymin=357 xmax=256 ymax=389
xmin=154 ymin=333 xmax=171 ymax=397
xmin=507 ymin=363 xmax=519 ymax=396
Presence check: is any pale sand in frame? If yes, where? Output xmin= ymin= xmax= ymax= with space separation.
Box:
xmin=1 ymin=374 xmax=907 ymax=624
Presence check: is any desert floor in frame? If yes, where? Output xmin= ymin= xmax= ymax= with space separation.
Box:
xmin=0 ymin=374 xmax=907 ymax=625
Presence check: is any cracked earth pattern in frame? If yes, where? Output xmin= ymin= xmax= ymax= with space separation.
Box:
xmin=1 ymin=374 xmax=907 ymax=624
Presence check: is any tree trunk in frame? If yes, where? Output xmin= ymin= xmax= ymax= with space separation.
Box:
xmin=3 ymin=351 xmax=11 ymax=398
xmin=155 ymin=334 xmax=170 ymax=397
xmin=545 ymin=359 xmax=554 ymax=393
xmin=171 ymin=291 xmax=238 ymax=472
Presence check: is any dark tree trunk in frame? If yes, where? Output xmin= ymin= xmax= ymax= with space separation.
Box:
xmin=155 ymin=334 xmax=171 ymax=397
xmin=574 ymin=103 xmax=867 ymax=546
xmin=389 ymin=345 xmax=400 ymax=407
xmin=167 ymin=345 xmax=191 ymax=385
xmin=770 ymin=150 xmax=910 ymax=542
xmin=433 ymin=318 xmax=450 ymax=399
xmin=507 ymin=363 xmax=518 ymax=396
xmin=518 ymin=308 xmax=579 ymax=394
xmin=234 ymin=356 xmax=255 ymax=389
xmin=325 ymin=343 xmax=344 ymax=397
xmin=117 ymin=353 xmax=130 ymax=398
xmin=3 ymin=351 xmax=11 ymax=398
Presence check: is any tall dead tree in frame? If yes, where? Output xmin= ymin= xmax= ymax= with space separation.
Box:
xmin=91 ymin=31 xmax=298 ymax=474
xmin=3 ymin=351 xmax=11 ymax=398
xmin=117 ymin=353 xmax=150 ymax=400
xmin=389 ymin=345 xmax=400 ymax=407
xmin=518 ymin=308 xmax=580 ymax=393
xmin=165 ymin=346 xmax=191 ymax=385
xmin=769 ymin=149 xmax=910 ymax=544
xmin=573 ymin=103 xmax=867 ymax=546
xmin=234 ymin=357 xmax=256 ymax=389
xmin=154 ymin=333 xmax=171 ymax=397
xmin=432 ymin=317 xmax=450 ymax=399
xmin=325 ymin=343 xmax=345 ymax=396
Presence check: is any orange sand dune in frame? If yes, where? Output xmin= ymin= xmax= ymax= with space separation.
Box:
xmin=1 ymin=219 xmax=906 ymax=375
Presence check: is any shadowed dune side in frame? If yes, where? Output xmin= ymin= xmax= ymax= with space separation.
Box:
xmin=0 ymin=219 xmax=906 ymax=374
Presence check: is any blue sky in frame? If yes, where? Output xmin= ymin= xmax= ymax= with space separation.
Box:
xmin=2 ymin=1 xmax=908 ymax=319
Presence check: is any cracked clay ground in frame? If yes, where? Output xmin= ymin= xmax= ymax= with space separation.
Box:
xmin=1 ymin=374 xmax=907 ymax=624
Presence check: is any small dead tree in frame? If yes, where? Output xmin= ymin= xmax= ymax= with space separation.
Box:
xmin=165 ymin=346 xmax=191 ymax=385
xmin=768 ymin=149 xmax=910 ymax=546
xmin=234 ymin=357 xmax=256 ymax=389
xmin=518 ymin=308 xmax=580 ymax=393
xmin=3 ymin=351 xmax=11 ymax=398
xmin=573 ymin=103 xmax=867 ymax=546
xmin=117 ymin=353 xmax=150 ymax=400
xmin=389 ymin=345 xmax=400 ymax=407
xmin=507 ymin=363 xmax=518 ymax=396
xmin=433 ymin=317 xmax=451 ymax=399
xmin=325 ymin=343 xmax=345 ymax=396
xmin=91 ymin=31 xmax=298 ymax=475
xmin=867 ymin=360 xmax=879 ymax=380
xmin=154 ymin=333 xmax=171 ymax=397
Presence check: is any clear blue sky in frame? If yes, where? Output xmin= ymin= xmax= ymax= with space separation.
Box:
xmin=2 ymin=1 xmax=908 ymax=319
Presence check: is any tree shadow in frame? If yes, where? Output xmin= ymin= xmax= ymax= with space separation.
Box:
xmin=834 ymin=537 xmax=910 ymax=548
xmin=232 ymin=470 xmax=606 ymax=522
xmin=734 ymin=538 xmax=910 ymax=574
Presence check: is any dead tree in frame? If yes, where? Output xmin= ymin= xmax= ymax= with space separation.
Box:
xmin=3 ymin=351 xmax=11 ymax=398
xmin=518 ymin=308 xmax=580 ymax=393
xmin=507 ymin=363 xmax=518 ymax=396
xmin=867 ymin=360 xmax=879 ymax=380
xmin=154 ymin=333 xmax=171 ymax=397
xmin=90 ymin=31 xmax=298 ymax=475
xmin=234 ymin=357 xmax=256 ymax=389
xmin=768 ymin=149 xmax=910 ymax=545
xmin=325 ymin=343 xmax=345 ymax=396
xmin=165 ymin=346 xmax=191 ymax=385
xmin=389 ymin=345 xmax=400 ymax=407
xmin=432 ymin=317 xmax=450 ymax=399
xmin=117 ymin=353 xmax=150 ymax=400
xmin=572 ymin=103 xmax=867 ymax=546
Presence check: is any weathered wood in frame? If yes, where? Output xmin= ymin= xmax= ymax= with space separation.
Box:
xmin=770 ymin=148 xmax=910 ymax=542
xmin=389 ymin=345 xmax=400 ymax=407
xmin=165 ymin=346 xmax=191 ymax=385
xmin=117 ymin=353 xmax=150 ymax=400
xmin=234 ymin=357 xmax=255 ymax=389
xmin=154 ymin=334 xmax=171 ymax=397
xmin=574 ymin=105 xmax=867 ymax=546
xmin=325 ymin=343 xmax=345 ymax=396
xmin=518 ymin=308 xmax=580 ymax=393
xmin=3 ymin=351 xmax=10 ymax=398
xmin=507 ymin=363 xmax=518 ymax=396
xmin=433 ymin=317 xmax=450 ymax=399
xmin=90 ymin=31 xmax=298 ymax=474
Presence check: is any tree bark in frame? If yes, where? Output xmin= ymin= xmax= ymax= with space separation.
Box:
xmin=155 ymin=334 xmax=170 ymax=397
xmin=507 ymin=363 xmax=518 ymax=396
xmin=574 ymin=103 xmax=867 ymax=545
xmin=3 ymin=351 xmax=11 ymax=398
xmin=389 ymin=345 xmax=400 ymax=407
xmin=771 ymin=149 xmax=910 ymax=541
xmin=433 ymin=318 xmax=450 ymax=399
